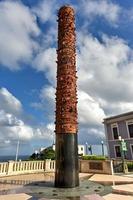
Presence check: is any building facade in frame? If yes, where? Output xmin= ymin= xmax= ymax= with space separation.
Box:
xmin=104 ymin=112 xmax=133 ymax=160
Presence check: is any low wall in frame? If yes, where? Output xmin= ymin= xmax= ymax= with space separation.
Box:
xmin=0 ymin=159 xmax=112 ymax=177
xmin=79 ymin=160 xmax=112 ymax=175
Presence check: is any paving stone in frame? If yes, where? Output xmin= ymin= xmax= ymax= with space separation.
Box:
xmin=0 ymin=193 xmax=31 ymax=200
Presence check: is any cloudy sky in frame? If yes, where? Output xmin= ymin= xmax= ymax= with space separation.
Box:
xmin=0 ymin=0 xmax=133 ymax=156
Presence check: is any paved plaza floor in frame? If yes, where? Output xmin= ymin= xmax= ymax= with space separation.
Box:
xmin=0 ymin=173 xmax=132 ymax=200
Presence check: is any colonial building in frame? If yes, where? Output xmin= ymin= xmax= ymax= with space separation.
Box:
xmin=104 ymin=111 xmax=133 ymax=160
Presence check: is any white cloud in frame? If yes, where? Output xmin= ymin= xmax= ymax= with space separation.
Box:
xmin=89 ymin=128 xmax=104 ymax=138
xmin=0 ymin=0 xmax=40 ymax=70
xmin=0 ymin=88 xmax=33 ymax=141
xmin=0 ymin=110 xmax=21 ymax=126
xmin=0 ymin=86 xmax=56 ymax=147
xmin=32 ymin=0 xmax=57 ymax=23
xmin=76 ymin=32 xmax=133 ymax=139
xmin=46 ymin=123 xmax=54 ymax=132
xmin=77 ymin=32 xmax=133 ymax=106
xmin=78 ymin=90 xmax=105 ymax=126
xmin=0 ymin=111 xmax=34 ymax=141
xmin=99 ymin=99 xmax=133 ymax=116
xmin=80 ymin=0 xmax=121 ymax=24
xmin=40 ymin=85 xmax=55 ymax=102
xmin=0 ymin=87 xmax=22 ymax=115
xmin=33 ymin=124 xmax=54 ymax=140
xmin=8 ymin=124 xmax=33 ymax=140
xmin=33 ymin=48 xmax=56 ymax=84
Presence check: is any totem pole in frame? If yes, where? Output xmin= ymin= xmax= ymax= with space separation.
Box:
xmin=55 ymin=5 xmax=79 ymax=188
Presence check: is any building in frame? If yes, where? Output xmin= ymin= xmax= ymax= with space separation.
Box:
xmin=77 ymin=145 xmax=86 ymax=156
xmin=104 ymin=111 xmax=133 ymax=160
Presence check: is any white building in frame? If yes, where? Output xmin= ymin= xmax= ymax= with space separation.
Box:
xmin=78 ymin=145 xmax=86 ymax=156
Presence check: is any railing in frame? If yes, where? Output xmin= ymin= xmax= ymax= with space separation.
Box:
xmin=0 ymin=160 xmax=45 ymax=177
xmin=0 ymin=159 xmax=124 ymax=177
xmin=45 ymin=159 xmax=55 ymax=172
xmin=0 ymin=162 xmax=8 ymax=176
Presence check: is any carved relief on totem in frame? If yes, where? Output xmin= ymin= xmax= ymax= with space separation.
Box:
xmin=55 ymin=6 xmax=78 ymax=134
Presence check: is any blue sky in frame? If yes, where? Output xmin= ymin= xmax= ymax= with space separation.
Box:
xmin=0 ymin=0 xmax=133 ymax=156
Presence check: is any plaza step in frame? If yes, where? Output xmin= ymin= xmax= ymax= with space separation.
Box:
xmin=103 ymin=193 xmax=133 ymax=200
xmin=112 ymin=184 xmax=133 ymax=195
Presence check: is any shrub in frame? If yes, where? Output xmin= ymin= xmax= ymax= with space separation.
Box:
xmin=81 ymin=155 xmax=106 ymax=160
xmin=127 ymin=162 xmax=133 ymax=171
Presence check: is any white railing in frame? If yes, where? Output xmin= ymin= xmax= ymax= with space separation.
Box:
xmin=0 ymin=160 xmax=45 ymax=177
xmin=45 ymin=159 xmax=55 ymax=172
xmin=0 ymin=162 xmax=8 ymax=176
xmin=12 ymin=160 xmax=45 ymax=174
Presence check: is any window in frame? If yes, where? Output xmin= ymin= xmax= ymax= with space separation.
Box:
xmin=115 ymin=145 xmax=121 ymax=157
xmin=111 ymin=124 xmax=119 ymax=139
xmin=81 ymin=147 xmax=83 ymax=151
xmin=127 ymin=123 xmax=133 ymax=138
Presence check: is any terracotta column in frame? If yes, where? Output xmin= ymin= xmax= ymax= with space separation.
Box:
xmin=55 ymin=5 xmax=79 ymax=188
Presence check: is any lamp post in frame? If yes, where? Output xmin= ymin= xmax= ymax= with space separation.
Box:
xmin=15 ymin=139 xmax=20 ymax=161
xmin=88 ymin=145 xmax=92 ymax=155
xmin=101 ymin=141 xmax=104 ymax=156
xmin=15 ymin=126 xmax=20 ymax=162
xmin=85 ymin=142 xmax=88 ymax=155
xmin=118 ymin=135 xmax=128 ymax=173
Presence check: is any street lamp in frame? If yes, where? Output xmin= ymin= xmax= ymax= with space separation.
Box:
xmin=15 ymin=139 xmax=20 ymax=161
xmin=118 ymin=135 xmax=128 ymax=173
xmin=85 ymin=142 xmax=88 ymax=155
xmin=15 ymin=126 xmax=20 ymax=162
xmin=101 ymin=141 xmax=104 ymax=156
xmin=88 ymin=145 xmax=92 ymax=155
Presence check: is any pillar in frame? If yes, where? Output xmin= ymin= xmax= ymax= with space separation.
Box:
xmin=55 ymin=5 xmax=79 ymax=188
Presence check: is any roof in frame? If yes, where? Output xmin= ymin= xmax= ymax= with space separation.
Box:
xmin=103 ymin=111 xmax=133 ymax=123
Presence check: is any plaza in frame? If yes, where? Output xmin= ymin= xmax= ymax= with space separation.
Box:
xmin=0 ymin=172 xmax=133 ymax=199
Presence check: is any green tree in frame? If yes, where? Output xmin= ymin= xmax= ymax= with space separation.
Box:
xmin=29 ymin=146 xmax=55 ymax=160
xmin=29 ymin=153 xmax=39 ymax=160
xmin=40 ymin=146 xmax=55 ymax=160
